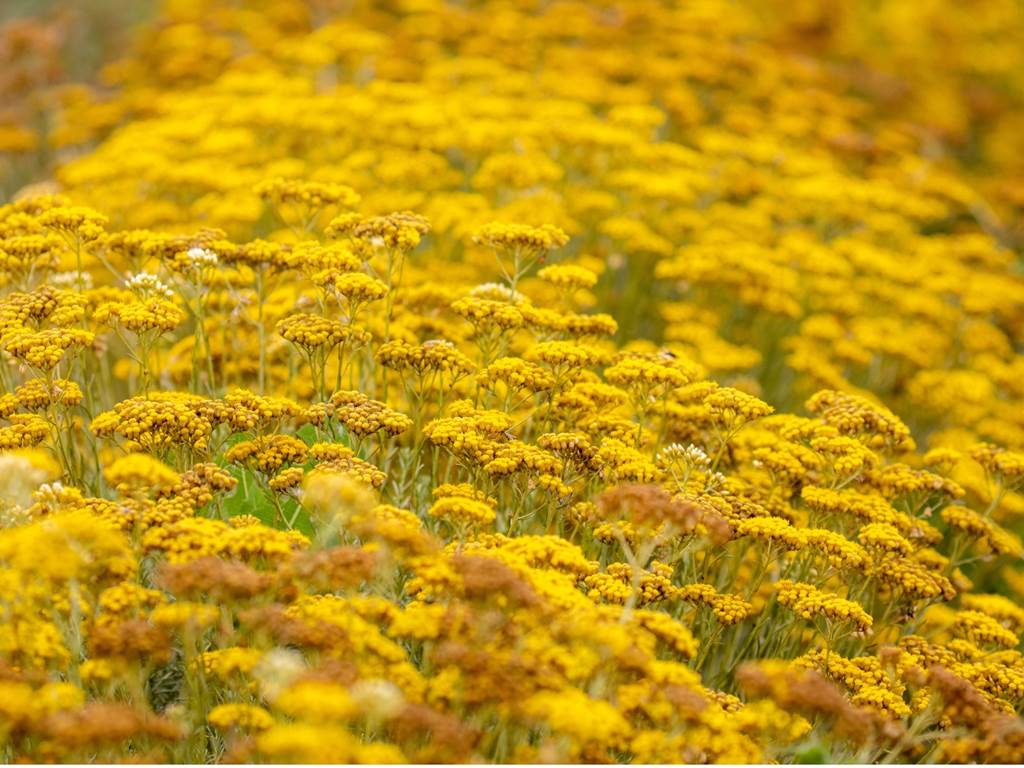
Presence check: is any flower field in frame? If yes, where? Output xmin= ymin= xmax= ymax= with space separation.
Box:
xmin=2 ymin=0 xmax=1024 ymax=763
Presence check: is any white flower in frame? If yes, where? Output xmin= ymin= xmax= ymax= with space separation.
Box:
xmin=0 ymin=454 xmax=47 ymax=513
xmin=186 ymin=246 xmax=218 ymax=268
xmin=470 ymin=282 xmax=525 ymax=304
xmin=349 ymin=679 xmax=404 ymax=720
xmin=50 ymin=271 xmax=93 ymax=289
xmin=33 ymin=481 xmax=65 ymax=504
xmin=125 ymin=271 xmax=173 ymax=299
xmin=252 ymin=648 xmax=306 ymax=702
xmin=660 ymin=442 xmax=710 ymax=468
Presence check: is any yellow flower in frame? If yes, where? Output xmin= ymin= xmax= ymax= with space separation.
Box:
xmin=208 ymin=703 xmax=275 ymax=731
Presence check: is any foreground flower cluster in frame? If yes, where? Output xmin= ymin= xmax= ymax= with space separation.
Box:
xmin=2 ymin=0 xmax=1024 ymax=764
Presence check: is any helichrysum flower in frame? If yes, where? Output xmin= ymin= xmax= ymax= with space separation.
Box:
xmin=377 ymin=339 xmax=475 ymax=379
xmin=678 ymin=583 xmax=755 ymax=625
xmin=859 ymin=522 xmax=915 ymax=556
xmin=476 ymin=357 xmax=556 ymax=393
xmin=1 ymin=327 xmax=94 ymax=371
xmin=736 ymin=516 xmax=807 ymax=550
xmin=13 ymin=377 xmax=83 ymax=410
xmin=526 ymin=340 xmax=605 ymax=370
xmin=208 ymin=703 xmax=274 ymax=731
xmin=451 ymin=296 xmax=525 ymax=331
xmin=329 ymin=390 xmax=412 ymax=437
xmin=104 ymin=453 xmax=181 ymax=496
xmin=38 ymin=205 xmax=107 ymax=242
xmin=225 ymin=434 xmax=308 ymax=474
xmin=538 ymin=263 xmax=598 ymax=290
xmin=273 ymin=680 xmax=356 ymax=722
xmin=0 ymin=414 xmax=51 ymax=449
xmin=472 ymin=222 xmax=568 ymax=256
xmin=91 ymin=394 xmax=214 ymax=452
xmin=256 ymin=178 xmax=360 ymax=210
xmin=276 ymin=312 xmax=350 ymax=352
xmin=953 ymin=610 xmax=1020 ymax=649
xmin=328 ymin=211 xmax=430 ymax=251
xmin=332 ymin=272 xmax=388 ymax=303
xmin=777 ymin=580 xmax=873 ymax=635
xmin=429 ymin=496 xmax=496 ymax=528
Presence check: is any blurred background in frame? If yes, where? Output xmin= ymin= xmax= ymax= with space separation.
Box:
xmin=0 ymin=0 xmax=153 ymax=197
xmin=3 ymin=0 xmax=1022 ymax=245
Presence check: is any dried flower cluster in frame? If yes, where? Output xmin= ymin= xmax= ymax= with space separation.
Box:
xmin=1 ymin=0 xmax=1024 ymax=764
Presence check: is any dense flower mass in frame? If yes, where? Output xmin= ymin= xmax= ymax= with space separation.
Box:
xmin=1 ymin=0 xmax=1024 ymax=763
